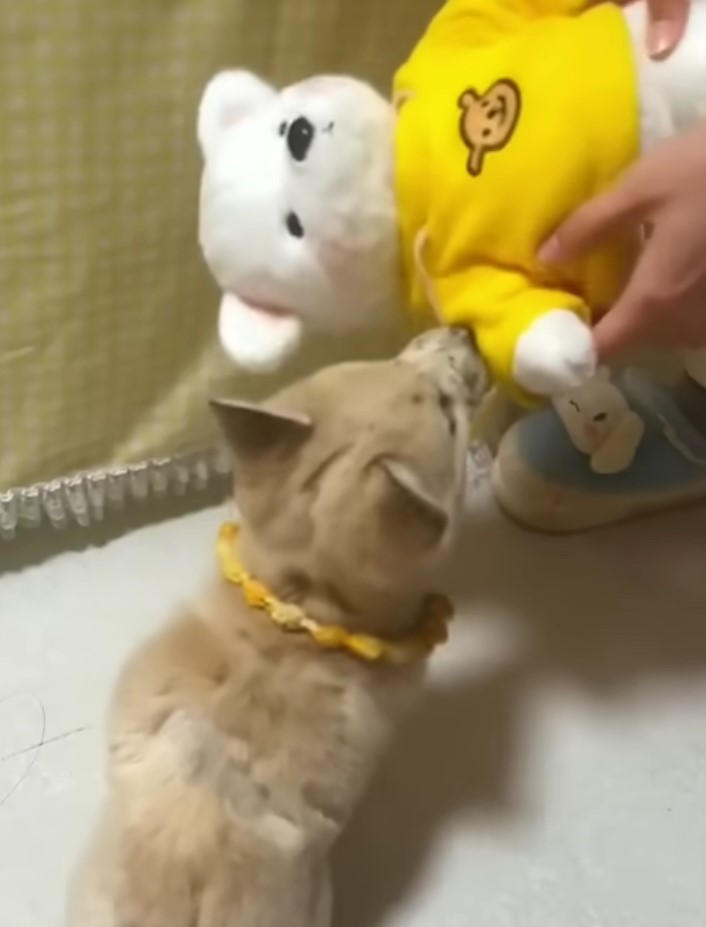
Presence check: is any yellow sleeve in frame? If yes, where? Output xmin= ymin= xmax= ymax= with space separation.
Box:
xmin=433 ymin=265 xmax=590 ymax=404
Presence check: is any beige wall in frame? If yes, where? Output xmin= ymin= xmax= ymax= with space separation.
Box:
xmin=0 ymin=0 xmax=440 ymax=489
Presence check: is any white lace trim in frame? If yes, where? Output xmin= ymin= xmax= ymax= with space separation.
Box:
xmin=0 ymin=448 xmax=232 ymax=541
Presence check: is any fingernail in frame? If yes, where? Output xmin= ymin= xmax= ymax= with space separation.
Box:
xmin=647 ymin=21 xmax=676 ymax=59
xmin=538 ymin=236 xmax=560 ymax=264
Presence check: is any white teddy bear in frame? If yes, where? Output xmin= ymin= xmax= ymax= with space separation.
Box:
xmin=197 ymin=0 xmax=706 ymax=401
xmin=198 ymin=73 xmax=400 ymax=372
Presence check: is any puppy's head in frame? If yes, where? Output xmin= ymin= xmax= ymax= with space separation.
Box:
xmin=211 ymin=328 xmax=487 ymax=634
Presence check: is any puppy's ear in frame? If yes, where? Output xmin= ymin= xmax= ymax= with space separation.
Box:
xmin=376 ymin=457 xmax=449 ymax=547
xmin=210 ymin=399 xmax=313 ymax=465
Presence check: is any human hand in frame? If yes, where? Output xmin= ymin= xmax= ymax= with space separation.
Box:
xmin=611 ymin=0 xmax=690 ymax=58
xmin=639 ymin=0 xmax=690 ymax=58
xmin=539 ymin=123 xmax=706 ymax=357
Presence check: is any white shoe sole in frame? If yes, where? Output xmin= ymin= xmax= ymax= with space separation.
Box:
xmin=492 ymin=424 xmax=706 ymax=534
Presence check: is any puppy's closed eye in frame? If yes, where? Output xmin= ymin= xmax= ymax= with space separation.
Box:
xmin=300 ymin=446 xmax=350 ymax=491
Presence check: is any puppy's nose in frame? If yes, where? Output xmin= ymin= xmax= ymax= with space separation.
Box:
xmin=402 ymin=326 xmax=472 ymax=357
xmin=287 ymin=117 xmax=315 ymax=162
xmin=434 ymin=325 xmax=475 ymax=353
xmin=447 ymin=325 xmax=473 ymax=346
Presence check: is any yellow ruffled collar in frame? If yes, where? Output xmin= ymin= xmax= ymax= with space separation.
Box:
xmin=217 ymin=522 xmax=452 ymax=665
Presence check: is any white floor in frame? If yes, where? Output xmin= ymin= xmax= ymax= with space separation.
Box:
xmin=2 ymin=488 xmax=706 ymax=927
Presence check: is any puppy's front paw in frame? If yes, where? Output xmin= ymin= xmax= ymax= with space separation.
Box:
xmin=513 ymin=310 xmax=596 ymax=396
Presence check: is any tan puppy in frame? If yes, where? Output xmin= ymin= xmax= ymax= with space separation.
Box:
xmin=67 ymin=328 xmax=488 ymax=927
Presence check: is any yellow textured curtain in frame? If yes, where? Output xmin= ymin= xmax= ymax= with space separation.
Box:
xmin=0 ymin=0 xmax=439 ymax=492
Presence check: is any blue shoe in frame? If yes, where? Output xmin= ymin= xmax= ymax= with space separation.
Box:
xmin=492 ymin=368 xmax=706 ymax=532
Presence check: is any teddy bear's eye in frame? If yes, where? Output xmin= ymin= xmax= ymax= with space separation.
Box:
xmin=593 ymin=412 xmax=607 ymax=422
xmin=286 ymin=117 xmax=315 ymax=162
xmin=285 ymin=211 xmax=304 ymax=239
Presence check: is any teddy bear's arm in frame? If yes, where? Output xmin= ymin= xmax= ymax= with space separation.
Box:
xmin=434 ymin=267 xmax=594 ymax=403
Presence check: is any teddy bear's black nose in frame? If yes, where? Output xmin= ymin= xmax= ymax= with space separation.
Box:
xmin=286 ymin=117 xmax=315 ymax=162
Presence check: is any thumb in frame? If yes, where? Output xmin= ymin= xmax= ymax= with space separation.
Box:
xmin=539 ymin=173 xmax=646 ymax=265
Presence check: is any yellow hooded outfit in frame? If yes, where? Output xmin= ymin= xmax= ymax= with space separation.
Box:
xmin=394 ymin=0 xmax=639 ymax=401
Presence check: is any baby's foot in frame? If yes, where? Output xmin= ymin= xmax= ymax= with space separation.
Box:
xmin=513 ymin=309 xmax=596 ymax=396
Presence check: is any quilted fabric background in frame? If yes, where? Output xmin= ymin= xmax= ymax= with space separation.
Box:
xmin=0 ymin=0 xmax=439 ymax=490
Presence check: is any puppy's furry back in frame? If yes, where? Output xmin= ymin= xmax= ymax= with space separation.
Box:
xmin=68 ymin=328 xmax=485 ymax=927
xmin=69 ymin=589 xmax=418 ymax=927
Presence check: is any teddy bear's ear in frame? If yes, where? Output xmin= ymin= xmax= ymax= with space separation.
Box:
xmin=197 ymin=70 xmax=276 ymax=158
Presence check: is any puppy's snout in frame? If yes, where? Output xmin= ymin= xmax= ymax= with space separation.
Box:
xmin=286 ymin=117 xmax=315 ymax=162
xmin=445 ymin=326 xmax=474 ymax=350
xmin=403 ymin=326 xmax=471 ymax=355
xmin=401 ymin=327 xmax=489 ymax=407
